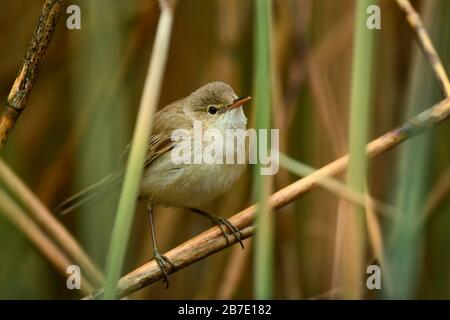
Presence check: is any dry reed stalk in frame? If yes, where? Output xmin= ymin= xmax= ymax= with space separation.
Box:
xmin=0 ymin=0 xmax=65 ymax=149
xmin=0 ymin=159 xmax=104 ymax=287
xmin=85 ymin=97 xmax=450 ymax=299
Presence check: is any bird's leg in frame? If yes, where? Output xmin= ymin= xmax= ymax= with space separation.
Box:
xmin=188 ymin=207 xmax=244 ymax=249
xmin=146 ymin=202 xmax=175 ymax=288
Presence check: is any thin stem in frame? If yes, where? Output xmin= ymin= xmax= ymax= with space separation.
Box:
xmin=103 ymin=0 xmax=176 ymax=299
xmin=85 ymin=97 xmax=450 ymax=300
xmin=396 ymin=0 xmax=450 ymax=97
xmin=0 ymin=0 xmax=65 ymax=149
xmin=0 ymin=159 xmax=104 ymax=287
xmin=253 ymin=0 xmax=274 ymax=300
xmin=278 ymin=154 xmax=396 ymax=218
xmin=341 ymin=0 xmax=376 ymax=299
xmin=0 ymin=189 xmax=93 ymax=295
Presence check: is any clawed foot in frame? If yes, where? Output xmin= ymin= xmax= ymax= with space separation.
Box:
xmin=189 ymin=207 xmax=244 ymax=249
xmin=211 ymin=216 xmax=244 ymax=249
xmin=153 ymin=249 xmax=176 ymax=289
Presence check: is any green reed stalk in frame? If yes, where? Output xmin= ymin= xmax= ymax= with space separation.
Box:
xmin=342 ymin=0 xmax=377 ymax=299
xmin=253 ymin=0 xmax=274 ymax=299
xmin=103 ymin=3 xmax=175 ymax=299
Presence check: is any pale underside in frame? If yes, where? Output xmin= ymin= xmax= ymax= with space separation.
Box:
xmin=135 ymin=99 xmax=248 ymax=208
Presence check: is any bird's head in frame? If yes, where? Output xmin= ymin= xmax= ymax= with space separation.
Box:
xmin=187 ymin=81 xmax=251 ymax=129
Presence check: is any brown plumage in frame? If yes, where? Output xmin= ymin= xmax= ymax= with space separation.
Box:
xmin=57 ymin=81 xmax=251 ymax=287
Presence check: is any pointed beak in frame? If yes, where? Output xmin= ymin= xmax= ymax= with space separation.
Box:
xmin=227 ymin=96 xmax=252 ymax=111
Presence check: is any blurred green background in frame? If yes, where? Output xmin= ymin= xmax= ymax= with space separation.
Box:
xmin=0 ymin=0 xmax=450 ymax=299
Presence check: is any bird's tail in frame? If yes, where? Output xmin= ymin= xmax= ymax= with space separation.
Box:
xmin=55 ymin=171 xmax=124 ymax=215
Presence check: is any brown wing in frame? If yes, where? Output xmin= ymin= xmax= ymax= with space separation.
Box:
xmin=120 ymin=98 xmax=191 ymax=168
xmin=143 ymin=133 xmax=176 ymax=167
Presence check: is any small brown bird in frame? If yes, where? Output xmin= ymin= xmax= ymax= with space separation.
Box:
xmin=57 ymin=81 xmax=251 ymax=287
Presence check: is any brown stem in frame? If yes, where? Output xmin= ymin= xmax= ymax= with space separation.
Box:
xmin=84 ymin=97 xmax=450 ymax=299
xmin=0 ymin=159 xmax=104 ymax=287
xmin=0 ymin=189 xmax=93 ymax=295
xmin=0 ymin=0 xmax=65 ymax=149
xmin=396 ymin=0 xmax=450 ymax=97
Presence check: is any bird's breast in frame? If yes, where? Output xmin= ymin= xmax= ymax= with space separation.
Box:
xmin=141 ymin=159 xmax=245 ymax=208
xmin=140 ymin=107 xmax=248 ymax=207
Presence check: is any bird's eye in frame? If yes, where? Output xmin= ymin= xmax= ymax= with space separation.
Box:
xmin=207 ymin=105 xmax=218 ymax=115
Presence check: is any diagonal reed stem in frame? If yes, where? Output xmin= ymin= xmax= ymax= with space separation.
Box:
xmin=0 ymin=159 xmax=104 ymax=287
xmin=85 ymin=96 xmax=450 ymax=299
xmin=103 ymin=0 xmax=176 ymax=299
xmin=0 ymin=189 xmax=94 ymax=295
xmin=0 ymin=0 xmax=65 ymax=149
xmin=395 ymin=0 xmax=450 ymax=97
